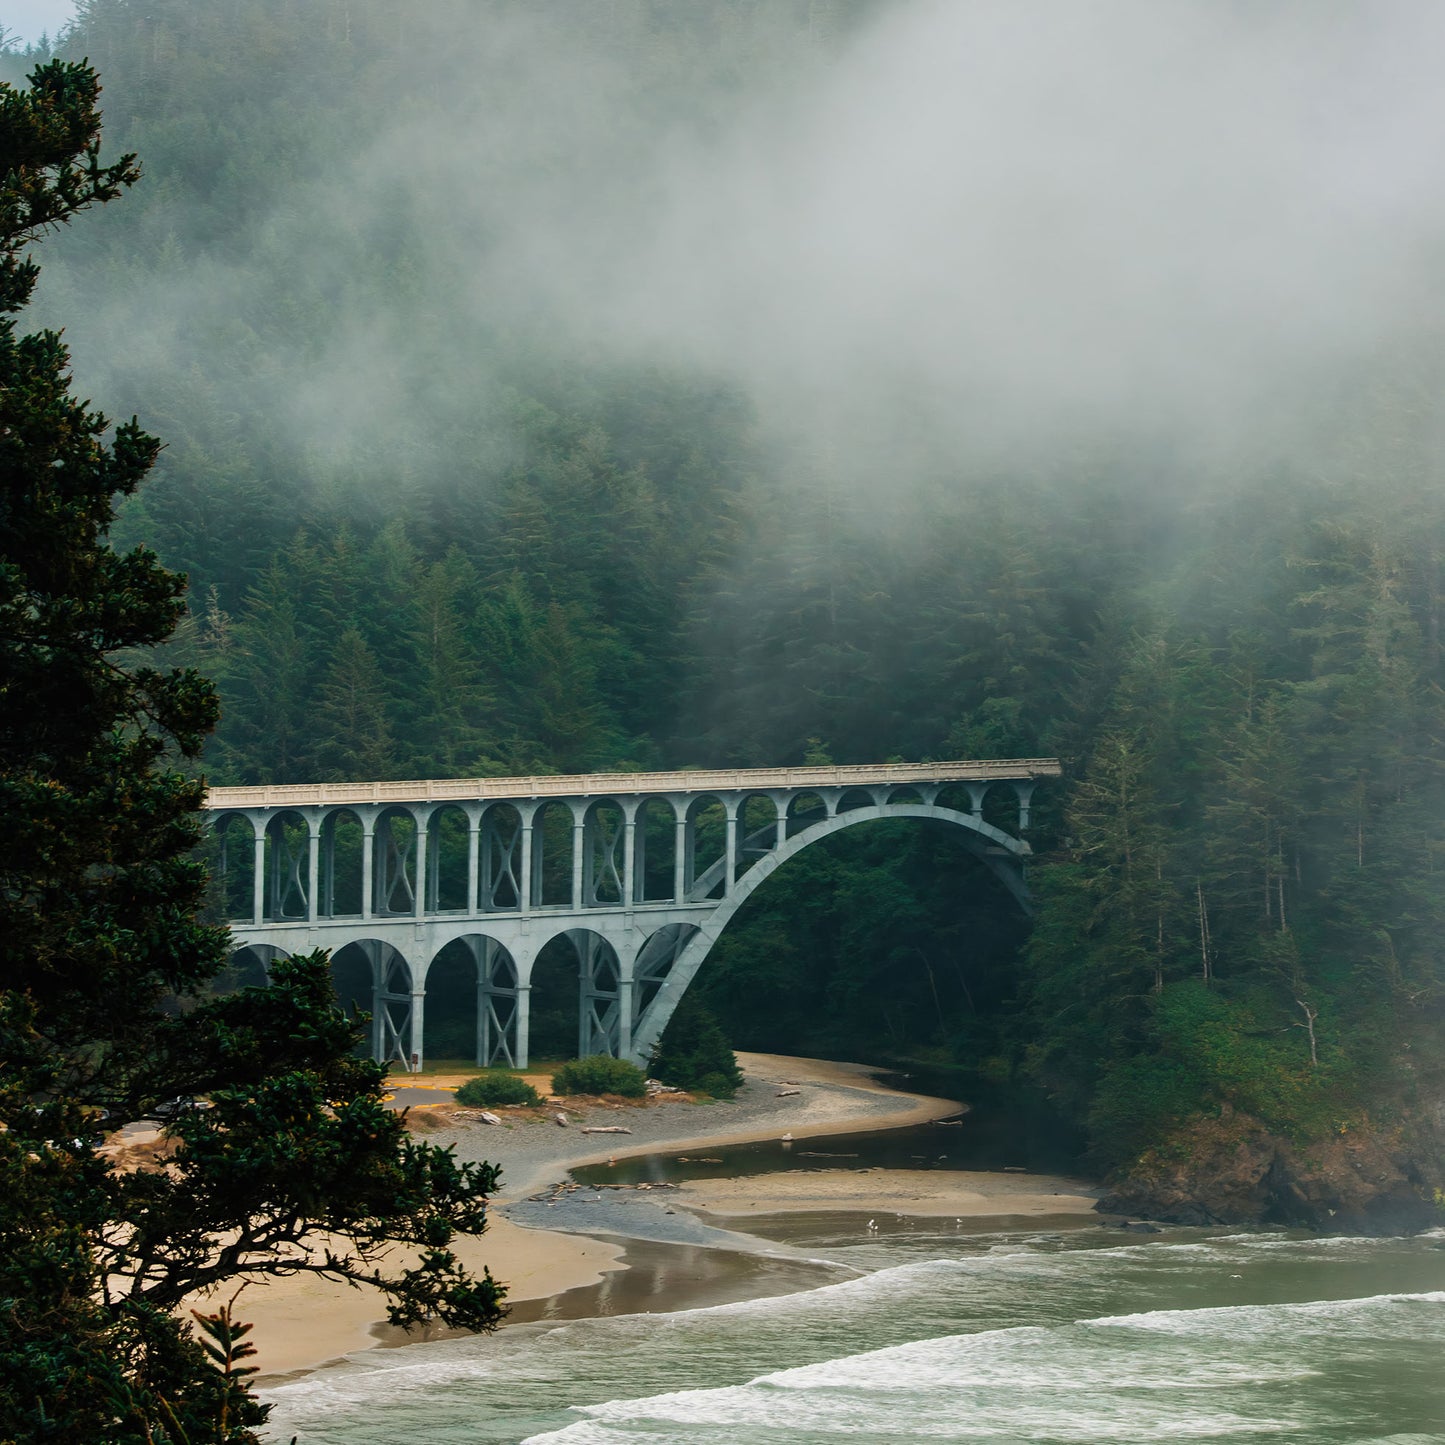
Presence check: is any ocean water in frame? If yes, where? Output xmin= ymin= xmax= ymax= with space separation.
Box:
xmin=262 ymin=1224 xmax=1445 ymax=1444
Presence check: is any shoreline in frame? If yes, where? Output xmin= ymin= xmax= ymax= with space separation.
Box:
xmin=249 ymin=1053 xmax=1100 ymax=1382
xmin=476 ymin=1051 xmax=969 ymax=1202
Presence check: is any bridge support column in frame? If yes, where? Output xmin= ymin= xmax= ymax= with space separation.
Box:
xmin=466 ymin=816 xmax=480 ymax=914
xmin=520 ymin=815 xmax=534 ymax=912
xmin=618 ymin=974 xmax=635 ymax=1060
xmin=320 ymin=816 xmax=334 ymax=918
xmin=306 ymin=816 xmax=320 ymax=925
xmin=371 ymin=947 xmax=417 ymax=1070
xmin=571 ymin=817 xmax=585 ymax=909
xmin=410 ymin=987 xmax=425 ymax=1072
xmin=365 ymin=941 xmax=384 ymax=1060
xmin=724 ymin=800 xmax=739 ymax=896
xmin=515 ymin=985 xmax=531 ymax=1069
xmin=623 ymin=814 xmax=637 ymax=909
xmin=475 ymin=956 xmax=489 ymax=1067
xmin=673 ymin=814 xmax=687 ymax=902
xmin=251 ymin=828 xmax=265 ymax=926
xmin=682 ymin=812 xmax=698 ymax=901
xmin=1013 ymin=781 xmax=1036 ymax=830
xmin=361 ymin=815 xmax=375 ymax=920
xmin=413 ymin=812 xmax=428 ymax=921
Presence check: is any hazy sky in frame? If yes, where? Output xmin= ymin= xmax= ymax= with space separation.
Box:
xmin=43 ymin=0 xmax=1445 ymax=510
xmin=4 ymin=0 xmax=74 ymax=45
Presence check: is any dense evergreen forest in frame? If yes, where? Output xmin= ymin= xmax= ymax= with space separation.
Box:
xmin=12 ymin=0 xmax=1445 ymax=1188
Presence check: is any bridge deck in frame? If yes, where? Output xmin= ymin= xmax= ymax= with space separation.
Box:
xmin=205 ymin=758 xmax=1061 ymax=811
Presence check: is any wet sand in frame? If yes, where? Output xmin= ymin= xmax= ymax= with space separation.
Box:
xmin=675 ymin=1166 xmax=1100 ymax=1219
xmin=219 ymin=1215 xmax=629 ymax=1379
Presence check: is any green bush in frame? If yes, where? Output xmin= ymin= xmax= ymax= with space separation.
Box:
xmin=650 ymin=994 xmax=743 ymax=1098
xmin=455 ymin=1071 xmax=541 ymax=1107
xmin=1087 ymin=1053 xmax=1204 ymax=1167
xmin=551 ymin=1055 xmax=647 ymax=1098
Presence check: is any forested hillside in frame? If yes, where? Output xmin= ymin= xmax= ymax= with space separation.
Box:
xmin=14 ymin=0 xmax=1445 ymax=1217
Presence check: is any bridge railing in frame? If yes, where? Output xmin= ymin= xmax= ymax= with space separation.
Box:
xmin=204 ymin=759 xmax=1062 ymax=812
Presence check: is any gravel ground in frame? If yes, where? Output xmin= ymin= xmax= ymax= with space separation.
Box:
xmin=430 ymin=1052 xmax=961 ymax=1206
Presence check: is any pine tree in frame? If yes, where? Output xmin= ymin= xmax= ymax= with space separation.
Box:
xmin=213 ymin=552 xmax=316 ymax=783
xmin=313 ymin=625 xmax=394 ymax=780
xmin=0 ymin=62 xmax=505 ymax=1443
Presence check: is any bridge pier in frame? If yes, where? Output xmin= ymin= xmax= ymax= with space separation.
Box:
xmin=251 ymin=830 xmax=264 ymax=925
xmin=519 ymin=813 xmax=534 ymax=913
xmin=306 ymin=816 xmax=320 ymax=925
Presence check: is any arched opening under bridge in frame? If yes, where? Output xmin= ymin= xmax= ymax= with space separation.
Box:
xmin=529 ymin=929 xmax=623 ymax=1061
xmin=329 ymin=938 xmax=414 ymax=1063
xmin=426 ymin=805 xmax=471 ymax=912
xmin=630 ymin=806 xmax=1033 ymax=1069
xmin=319 ymin=808 xmax=364 ymax=917
xmin=422 ymin=935 xmax=521 ymax=1067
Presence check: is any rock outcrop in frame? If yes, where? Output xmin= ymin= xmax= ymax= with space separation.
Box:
xmin=1098 ymin=1106 xmax=1445 ymax=1235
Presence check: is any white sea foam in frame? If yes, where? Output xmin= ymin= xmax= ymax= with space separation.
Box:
xmin=266 ymin=1230 xmax=1445 ymax=1444
xmin=514 ymin=1287 xmax=1445 ymax=1444
xmin=1091 ymin=1291 xmax=1445 ymax=1336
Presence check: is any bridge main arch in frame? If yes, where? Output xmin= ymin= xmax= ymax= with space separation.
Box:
xmin=625 ymin=802 xmax=1032 ymax=1067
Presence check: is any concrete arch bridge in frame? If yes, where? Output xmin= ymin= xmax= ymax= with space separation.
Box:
xmin=207 ymin=759 xmax=1060 ymax=1071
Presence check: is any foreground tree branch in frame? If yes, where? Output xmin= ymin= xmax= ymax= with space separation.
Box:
xmin=0 ymin=63 xmax=504 ymax=1443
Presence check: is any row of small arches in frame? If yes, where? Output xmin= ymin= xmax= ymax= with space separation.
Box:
xmin=208 ymin=783 xmax=1016 ymax=924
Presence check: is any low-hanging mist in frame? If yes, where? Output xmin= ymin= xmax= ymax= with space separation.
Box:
xmin=12 ymin=0 xmax=1445 ymax=1220
xmin=35 ymin=0 xmax=1445 ymax=507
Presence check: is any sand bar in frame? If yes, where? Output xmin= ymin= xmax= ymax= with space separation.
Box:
xmin=674 ymin=1166 xmax=1100 ymax=1218
xmin=438 ymin=1051 xmax=965 ymax=1201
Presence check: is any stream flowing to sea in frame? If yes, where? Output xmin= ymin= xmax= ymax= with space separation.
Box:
xmin=263 ymin=1204 xmax=1445 ymax=1444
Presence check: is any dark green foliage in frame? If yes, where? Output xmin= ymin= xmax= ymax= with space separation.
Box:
xmin=551 ymin=1055 xmax=647 ymax=1098
xmin=0 ymin=63 xmax=504 ymax=1443
xmin=649 ymin=995 xmax=743 ymax=1098
xmin=1015 ymin=508 xmax=1445 ymax=1167
xmin=15 ymin=1 xmax=1445 ymax=1200
xmin=456 ymin=1072 xmax=541 ymax=1108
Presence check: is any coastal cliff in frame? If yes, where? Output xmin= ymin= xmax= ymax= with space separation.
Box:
xmin=1098 ymin=1105 xmax=1445 ymax=1236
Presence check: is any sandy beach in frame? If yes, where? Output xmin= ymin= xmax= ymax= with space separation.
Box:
xmin=674 ymin=1166 xmax=1100 ymax=1219
xmin=240 ymin=1053 xmax=1100 ymax=1380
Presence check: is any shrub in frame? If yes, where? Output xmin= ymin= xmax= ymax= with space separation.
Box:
xmin=551 ymin=1055 xmax=647 ymax=1098
xmin=455 ymin=1071 xmax=540 ymax=1107
xmin=697 ymin=1072 xmax=736 ymax=1099
xmin=650 ymin=994 xmax=743 ymax=1098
